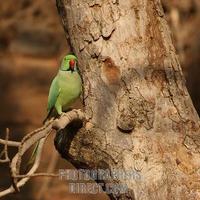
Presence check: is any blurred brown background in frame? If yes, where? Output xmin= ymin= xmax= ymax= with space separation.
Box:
xmin=0 ymin=0 xmax=199 ymax=199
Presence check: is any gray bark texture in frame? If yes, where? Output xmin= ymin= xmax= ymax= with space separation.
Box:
xmin=55 ymin=0 xmax=200 ymax=199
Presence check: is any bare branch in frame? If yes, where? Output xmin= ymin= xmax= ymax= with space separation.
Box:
xmin=0 ymin=129 xmax=20 ymax=148
xmin=0 ymin=139 xmax=20 ymax=147
xmin=0 ymin=138 xmax=45 ymax=198
xmin=11 ymin=120 xmax=54 ymax=192
xmin=14 ymin=172 xmax=59 ymax=178
xmin=53 ymin=109 xmax=85 ymax=130
xmin=4 ymin=128 xmax=10 ymax=162
xmin=0 ymin=109 xmax=85 ymax=198
xmin=0 ymin=128 xmax=11 ymax=163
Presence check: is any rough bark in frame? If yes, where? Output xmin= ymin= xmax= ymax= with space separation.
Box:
xmin=55 ymin=0 xmax=200 ymax=199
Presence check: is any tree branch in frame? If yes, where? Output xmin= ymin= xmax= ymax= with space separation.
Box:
xmin=0 ymin=128 xmax=10 ymax=163
xmin=0 ymin=139 xmax=20 ymax=147
xmin=15 ymin=172 xmax=59 ymax=178
xmin=0 ymin=109 xmax=85 ymax=198
xmin=0 ymin=138 xmax=45 ymax=198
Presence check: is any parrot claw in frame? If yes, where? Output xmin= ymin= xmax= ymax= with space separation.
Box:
xmin=60 ymin=112 xmax=66 ymax=118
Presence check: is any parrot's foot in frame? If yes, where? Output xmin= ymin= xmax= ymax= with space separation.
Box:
xmin=58 ymin=109 xmax=82 ymax=119
xmin=59 ymin=112 xmax=66 ymax=118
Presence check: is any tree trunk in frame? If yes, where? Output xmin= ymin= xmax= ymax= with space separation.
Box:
xmin=55 ymin=0 xmax=200 ymax=199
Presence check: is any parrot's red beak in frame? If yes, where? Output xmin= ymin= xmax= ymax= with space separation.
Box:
xmin=69 ymin=59 xmax=75 ymax=71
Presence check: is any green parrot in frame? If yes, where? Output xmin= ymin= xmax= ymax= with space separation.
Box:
xmin=27 ymin=53 xmax=82 ymax=169
xmin=44 ymin=53 xmax=82 ymax=122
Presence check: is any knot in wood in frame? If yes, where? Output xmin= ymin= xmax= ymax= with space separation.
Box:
xmin=117 ymin=112 xmax=136 ymax=133
xmin=101 ymin=57 xmax=121 ymax=85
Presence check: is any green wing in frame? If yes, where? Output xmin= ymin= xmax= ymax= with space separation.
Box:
xmin=47 ymin=76 xmax=60 ymax=113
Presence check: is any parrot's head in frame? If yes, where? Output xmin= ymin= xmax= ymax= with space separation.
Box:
xmin=60 ymin=54 xmax=78 ymax=72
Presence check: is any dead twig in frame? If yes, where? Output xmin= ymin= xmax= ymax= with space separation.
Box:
xmin=15 ymin=172 xmax=59 ymax=178
xmin=0 ymin=139 xmax=20 ymax=147
xmin=11 ymin=119 xmax=54 ymax=192
xmin=0 ymin=109 xmax=85 ymax=198
xmin=0 ymin=138 xmax=45 ymax=198
xmin=0 ymin=128 xmax=11 ymax=163
xmin=53 ymin=109 xmax=85 ymax=130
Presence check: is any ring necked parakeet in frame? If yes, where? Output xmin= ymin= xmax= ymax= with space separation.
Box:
xmin=27 ymin=53 xmax=82 ymax=169
xmin=44 ymin=53 xmax=82 ymax=122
